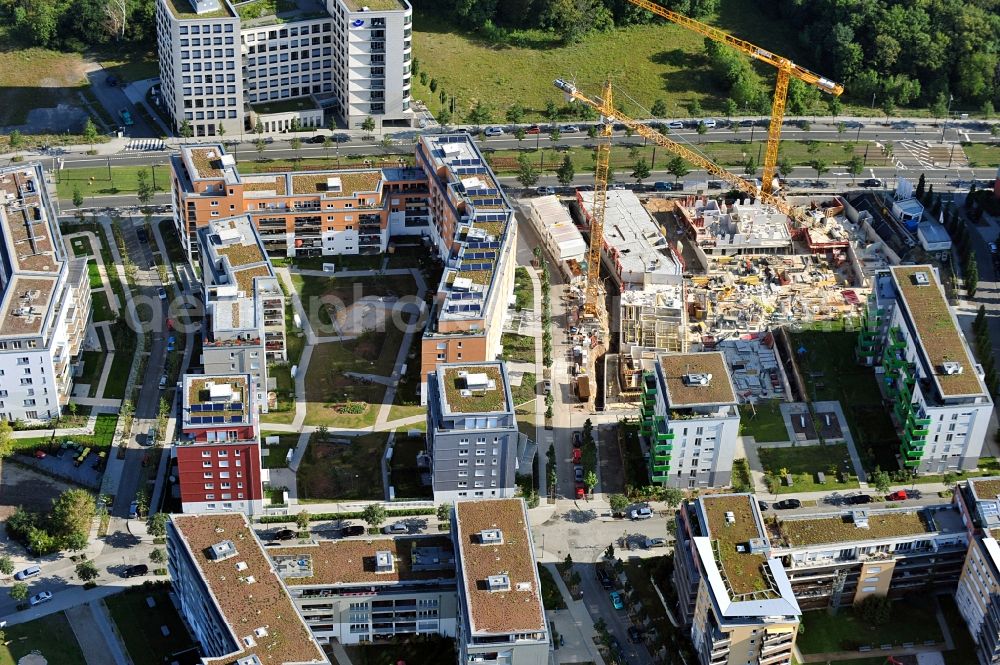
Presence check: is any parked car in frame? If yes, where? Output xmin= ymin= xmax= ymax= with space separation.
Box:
xmin=667 ymin=120 xmax=684 ymax=130
xmin=609 ymin=183 xmax=627 ymax=190
xmin=989 ymin=242 xmax=999 ymax=255
xmin=34 ymin=449 xmax=46 ymax=459
xmin=572 ymin=431 xmax=582 ymax=448
xmin=383 ymin=522 xmax=408 ymax=534
xmin=653 ymin=181 xmax=670 ymax=191
xmin=158 ymin=375 xmax=168 ymax=389
xmin=536 ymin=186 xmax=556 ymax=196
xmin=136 ymin=228 xmax=148 ymax=243
xmin=14 ymin=566 xmax=41 ymax=581
xmin=757 ymin=500 xmax=770 ymax=512
xmin=629 ymin=506 xmax=653 ymax=520
xmin=561 ymin=125 xmax=579 ymax=133
xmin=575 ymin=484 xmax=585 ymax=499
xmin=275 ymin=529 xmax=296 ymax=541
xmin=123 ymin=564 xmax=149 ymax=578
xmin=157 ymin=287 xmax=167 ymax=300
xmin=843 ymin=494 xmax=872 ymax=505
xmin=627 ymin=626 xmax=643 ymax=643
xmin=308 ymin=135 xmax=326 ymax=144
xmin=861 ymin=178 xmax=883 ymax=188
xmin=344 ymin=525 xmax=365 ymax=537
xmin=167 ymin=335 xmax=176 ymax=352
xmin=525 ymin=124 xmax=541 ymax=134
xmin=29 ymin=591 xmax=53 ymax=607
xmin=773 ymin=499 xmax=801 ymax=510
xmin=596 ymin=564 xmax=614 ymax=589
xmin=645 ymin=537 xmax=667 ymax=548
xmin=128 ymin=501 xmax=139 ymax=519
xmin=574 ymin=465 xmax=584 ymax=483
xmin=543 ymin=380 xmax=552 ymax=394
xmin=572 ymin=448 xmax=582 ymax=464
xmin=700 ymin=118 xmax=717 ymax=128
xmin=887 ymin=490 xmax=908 ymax=501
xmin=610 ymin=590 xmax=625 ymax=610
xmin=483 ymin=126 xmax=504 ymax=137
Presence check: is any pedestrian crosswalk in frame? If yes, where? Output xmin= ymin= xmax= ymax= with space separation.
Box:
xmin=896 ymin=140 xmax=969 ymax=170
xmin=124 ymin=139 xmax=165 ymax=152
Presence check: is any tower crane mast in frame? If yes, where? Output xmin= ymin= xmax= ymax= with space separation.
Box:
xmin=626 ymin=0 xmax=844 ymax=195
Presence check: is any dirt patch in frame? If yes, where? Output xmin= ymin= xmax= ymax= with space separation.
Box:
xmin=0 ymin=460 xmax=76 ymax=517
xmin=297 ymin=433 xmax=387 ymax=501
xmin=332 ymin=296 xmax=397 ymax=336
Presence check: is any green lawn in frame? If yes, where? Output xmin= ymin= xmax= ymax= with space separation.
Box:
xmin=262 ymin=431 xmax=296 ymax=469
xmin=797 ymin=599 xmax=943 ymax=653
xmin=510 ymin=372 xmax=537 ymax=407
xmin=537 ymin=564 xmax=568 ymax=610
xmin=389 ymin=432 xmax=431 ymax=500
xmin=513 ymin=266 xmax=533 ymax=312
xmin=105 ymin=589 xmax=196 ymax=665
xmin=623 ymin=557 xmax=673 ymax=643
xmin=268 ymin=363 xmax=295 ymax=414
xmin=297 ymin=431 xmax=387 ymax=501
xmin=72 ymin=236 xmax=94 ymax=258
xmin=91 ymin=290 xmax=115 ymax=322
xmin=104 ymin=318 xmax=137 ymax=400
xmin=77 ymin=350 xmax=107 ymax=396
xmin=619 ymin=419 xmax=649 ymax=490
xmin=86 ymin=260 xmax=103 ymax=288
xmin=157 ymin=219 xmax=187 ymax=265
xmin=939 ymin=594 xmax=978 ymax=664
xmin=387 ymin=326 xmax=425 ymax=422
xmin=963 ymin=142 xmax=1000 ymax=168
xmin=0 ymin=612 xmax=87 ymax=665
xmin=501 ymin=333 xmax=536 ymax=364
xmin=740 ymin=400 xmax=788 ymax=442
xmin=91 ymin=413 xmax=119 ymax=446
xmin=342 ymin=637 xmax=455 ymax=665
xmin=56 ymin=165 xmax=166 ymax=200
xmin=758 ymin=443 xmax=859 ymax=494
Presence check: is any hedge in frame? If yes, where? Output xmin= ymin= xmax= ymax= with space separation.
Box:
xmin=258 ymin=507 xmax=434 ymax=524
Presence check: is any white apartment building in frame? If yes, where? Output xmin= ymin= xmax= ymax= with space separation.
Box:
xmin=0 ymin=164 xmax=90 ymax=423
xmin=859 ymin=265 xmax=993 ymax=473
xmin=155 ymin=0 xmax=413 ymax=139
xmin=198 ymin=215 xmax=286 ymax=412
xmin=639 ymin=351 xmax=741 ymax=488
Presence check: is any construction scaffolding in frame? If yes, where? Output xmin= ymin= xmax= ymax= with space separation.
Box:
xmin=620 ymin=286 xmax=687 ymax=354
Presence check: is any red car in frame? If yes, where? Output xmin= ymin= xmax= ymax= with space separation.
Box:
xmin=572 ymin=449 xmax=582 ymax=464
xmin=575 ymin=485 xmax=585 ymax=499
xmin=887 ymin=490 xmax=908 ymax=501
xmin=34 ymin=450 xmax=46 ymax=459
xmin=526 ymin=124 xmax=541 ymax=134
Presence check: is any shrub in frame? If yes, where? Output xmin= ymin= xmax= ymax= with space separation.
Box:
xmin=258 ymin=507 xmax=434 ymax=524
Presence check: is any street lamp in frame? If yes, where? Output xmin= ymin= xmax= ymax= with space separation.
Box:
xmin=940 ymin=94 xmax=954 ymax=143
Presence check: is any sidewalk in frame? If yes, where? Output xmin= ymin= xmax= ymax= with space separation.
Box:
xmin=543 ymin=563 xmax=607 ymax=665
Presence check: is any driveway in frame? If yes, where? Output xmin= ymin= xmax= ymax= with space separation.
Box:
xmin=85 ymin=67 xmax=157 ymax=139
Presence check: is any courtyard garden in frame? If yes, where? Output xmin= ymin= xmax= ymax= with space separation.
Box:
xmin=758 ymin=443 xmax=859 ymax=494
xmin=297 ymin=431 xmax=387 ymax=501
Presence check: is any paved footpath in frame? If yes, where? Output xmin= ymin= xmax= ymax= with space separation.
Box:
xmin=62 ymin=601 xmax=132 ymax=665
xmin=543 ymin=562 xmax=607 ymax=665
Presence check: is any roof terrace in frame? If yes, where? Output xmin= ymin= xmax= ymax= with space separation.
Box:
xmin=700 ymin=494 xmax=778 ymax=600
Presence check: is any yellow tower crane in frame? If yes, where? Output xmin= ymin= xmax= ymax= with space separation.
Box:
xmin=626 ymin=0 xmax=844 ymax=195
xmin=582 ymin=80 xmax=614 ymax=317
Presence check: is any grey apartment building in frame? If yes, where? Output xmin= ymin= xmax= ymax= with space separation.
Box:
xmin=156 ymin=0 xmax=414 ymax=138
xmin=426 ymin=362 xmax=529 ymax=503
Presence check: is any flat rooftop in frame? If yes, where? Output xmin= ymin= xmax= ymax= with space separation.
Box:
xmin=238 ymin=0 xmax=327 ymax=26
xmin=183 ymin=374 xmax=252 ymax=427
xmin=700 ymin=494 xmax=777 ymax=600
xmin=775 ymin=509 xmax=935 ymax=547
xmin=579 ymin=189 xmax=682 ymax=286
xmin=658 ymin=352 xmax=737 ymax=407
xmin=890 ymin=266 xmax=985 ymax=398
xmin=340 ymin=0 xmax=407 ymax=11
xmin=164 ymin=0 xmax=236 ymax=19
xmin=0 ymin=164 xmax=65 ymax=339
xmin=420 ymin=134 xmax=514 ymax=327
xmin=180 ymin=144 xmax=239 ymax=185
xmin=438 ymin=363 xmax=510 ymax=415
xmin=454 ymin=499 xmax=546 ymax=636
xmin=171 ymin=513 xmax=328 ymax=665
xmin=290 ymin=171 xmax=382 ymax=197
xmin=970 ymin=478 xmax=1000 ymax=501
xmin=269 ymin=536 xmax=455 ymax=586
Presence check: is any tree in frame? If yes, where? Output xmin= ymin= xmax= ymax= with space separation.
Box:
xmin=296 ymin=510 xmax=310 ymax=530
xmin=857 ymin=595 xmax=892 ymax=626
xmin=289 ymin=137 xmax=302 ymax=167
xmin=104 ymin=0 xmax=130 ymax=40
xmin=429 ymin=78 xmax=438 ymax=93
xmin=514 ymin=127 xmax=526 ymax=144
xmin=83 ymin=117 xmax=98 ymax=151
xmin=777 ymin=157 xmax=795 ymax=180
xmin=687 ymin=100 xmax=703 ymax=117
xmin=0 ymin=419 xmax=13 ymax=459
xmin=147 ymin=512 xmax=168 ymax=538
xmin=966 ymin=254 xmax=979 ymax=298
xmin=584 ymin=470 xmax=598 ymax=490
xmin=515 ymin=153 xmax=539 ymax=188
xmin=361 ymin=116 xmax=376 ymax=134
xmin=983 ymin=101 xmax=995 ymax=120
xmin=466 ymin=101 xmax=491 ymax=126
xmin=435 ymin=108 xmax=452 ymax=126
xmin=362 ymin=503 xmax=387 ymax=528
xmin=179 ymin=119 xmax=193 ymax=138
xmin=631 ymin=158 xmax=650 ymax=183
xmin=217 ymin=123 xmax=226 ymax=141
xmin=134 ymin=489 xmax=148 ymax=518
xmin=72 ymin=186 xmax=84 ymax=209
xmin=696 ymin=122 xmax=708 ymax=135
xmin=587 ymin=124 xmax=598 ymax=139
xmin=436 ymin=502 xmax=452 ymax=522
xmin=322 ymin=135 xmax=333 ymax=162
xmin=10 ymin=582 xmax=28 ymax=602
xmin=724 ymin=98 xmax=738 ymax=118
xmin=609 ymin=494 xmax=630 ymax=514
xmin=150 ymin=548 xmax=166 ymax=564
xmin=929 ymin=92 xmax=949 ymax=119
xmin=254 ymin=138 xmax=266 ymax=160
xmin=870 ymin=466 xmax=892 ymax=494
xmin=847 ymin=155 xmax=864 ymax=183
xmin=743 ymin=155 xmax=757 ymax=176
xmin=661 ymin=487 xmax=684 ymax=508
xmin=0 ymin=555 xmax=13 ymax=576
xmin=549 ymin=127 xmax=561 ymax=143
xmin=650 ymin=99 xmax=668 ymax=118
xmin=556 ymin=154 xmax=575 ymax=186
xmin=8 ymin=130 xmax=22 ymax=158
xmin=505 ymin=103 xmax=525 ymax=124
xmin=809 ymin=159 xmax=829 ymax=180
xmin=828 ymin=97 xmax=842 ymax=119
xmin=136 ymin=169 xmax=153 ymax=207
xmin=666 ymin=155 xmax=690 ymax=183
xmin=915 ymin=173 xmax=926 ymax=201
xmin=51 ymin=488 xmax=96 ymax=544
xmin=76 ymin=559 xmax=99 ymax=582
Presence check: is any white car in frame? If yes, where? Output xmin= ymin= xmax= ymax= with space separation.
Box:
xmin=666 ymin=120 xmax=684 ymax=130
xmin=29 ymin=591 xmax=53 ymax=606
xmin=561 ymin=125 xmax=580 ymax=133
xmin=629 ymin=506 xmax=653 ymax=520
xmin=483 ymin=126 xmax=504 ymax=137
xmin=700 ymin=118 xmax=717 ymax=128
xmin=383 ymin=522 xmax=408 ymax=534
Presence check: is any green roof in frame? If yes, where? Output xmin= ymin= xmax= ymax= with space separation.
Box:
xmin=441 ymin=365 xmax=507 ymax=414
xmin=164 ymin=0 xmax=235 ymax=19
xmin=702 ymin=495 xmax=777 ymax=600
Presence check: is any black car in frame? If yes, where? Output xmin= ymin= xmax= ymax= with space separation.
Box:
xmin=344 ymin=525 xmax=365 ymax=537
xmin=989 ymin=242 xmax=998 ymax=255
xmin=596 ymin=565 xmax=614 ymax=589
xmin=773 ymin=499 xmax=801 ymax=510
xmin=309 ymin=135 xmax=327 ymax=144
xmin=844 ymin=494 xmax=872 ymax=505
xmin=860 ymin=178 xmax=882 ymax=188
xmin=123 ymin=564 xmax=148 ymax=578
xmin=275 ymin=528 xmax=296 ymax=541
xmin=627 ymin=626 xmax=643 ymax=643
xmin=572 ymin=431 xmax=582 ymax=448
xmin=757 ymin=500 xmax=769 ymax=512
xmin=136 ymin=228 xmax=148 ymax=243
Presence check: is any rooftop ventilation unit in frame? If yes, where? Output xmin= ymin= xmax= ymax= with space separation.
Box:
xmin=683 ymin=373 xmax=713 ymax=387
xmin=253 ymin=627 xmax=268 ymax=638
xmin=375 ymin=551 xmax=395 ymax=573
xmin=517 ymin=582 xmax=531 ymax=591
xmin=479 ymin=529 xmax=503 ymax=545
xmin=913 ymin=271 xmax=930 ymax=286
xmin=851 ymin=510 xmax=870 ymax=529
xmin=465 ymin=373 xmax=490 ymax=391
xmin=941 ymin=362 xmax=964 ymax=375
xmin=747 ymin=538 xmax=768 ymax=554
xmin=326 ymin=177 xmax=343 ymax=193
xmin=220 ymin=154 xmax=236 ymax=168
xmin=208 ymin=540 xmax=237 ymax=561
xmin=724 ymin=511 xmax=735 ymax=524
xmin=236 ymin=656 xmax=263 ymax=665
xmin=487 ymin=574 xmax=511 ymax=592
xmin=235 ymin=561 xmax=248 ymax=572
